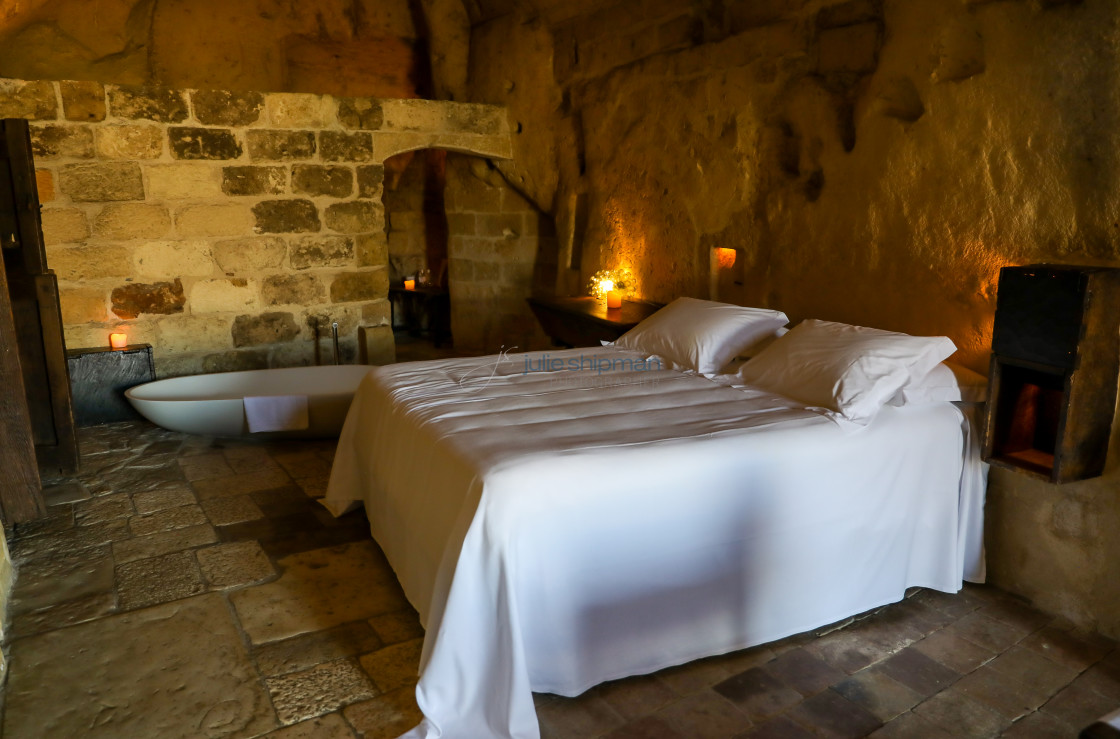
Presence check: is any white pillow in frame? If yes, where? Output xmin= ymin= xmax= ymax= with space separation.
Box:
xmin=738 ymin=319 xmax=958 ymax=425
xmin=615 ymin=297 xmax=788 ymax=375
xmin=891 ymin=361 xmax=988 ymax=405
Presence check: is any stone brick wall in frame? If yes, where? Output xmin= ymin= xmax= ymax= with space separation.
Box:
xmin=445 ymin=155 xmax=554 ymax=353
xmin=0 ymin=77 xmax=510 ymax=376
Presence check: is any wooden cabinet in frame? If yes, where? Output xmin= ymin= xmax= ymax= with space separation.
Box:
xmin=527 ymin=296 xmax=662 ymax=347
xmin=982 ymin=264 xmax=1120 ymax=483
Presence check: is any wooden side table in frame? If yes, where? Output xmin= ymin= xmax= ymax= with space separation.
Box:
xmin=527 ymin=296 xmax=662 ymax=348
xmin=389 ymin=286 xmax=451 ymax=347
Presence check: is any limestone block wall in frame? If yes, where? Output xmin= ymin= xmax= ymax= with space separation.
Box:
xmin=0 ymin=77 xmax=511 ymax=376
xmin=445 ymin=155 xmax=553 ymax=353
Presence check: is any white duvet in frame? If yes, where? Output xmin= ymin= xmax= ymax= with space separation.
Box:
xmin=323 ymin=346 xmax=987 ymax=739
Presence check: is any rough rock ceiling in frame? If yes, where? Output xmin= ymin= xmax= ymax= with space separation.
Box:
xmin=463 ymin=0 xmax=624 ymax=26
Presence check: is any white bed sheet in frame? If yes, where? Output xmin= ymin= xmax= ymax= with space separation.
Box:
xmin=323 ymin=346 xmax=987 ymax=739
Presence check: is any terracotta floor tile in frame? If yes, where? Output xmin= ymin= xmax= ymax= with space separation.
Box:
xmin=952 ymin=665 xmax=1045 ymax=720
xmin=602 ymin=714 xmax=685 ymax=738
xmin=766 ymin=647 xmax=847 ymax=697
xmin=1000 ymin=709 xmax=1077 ymax=738
xmin=912 ymin=629 xmax=996 ymax=675
xmin=945 ymin=612 xmax=1030 ymax=653
xmin=876 ymin=648 xmax=961 ymax=697
xmin=654 ymin=690 xmax=753 ymax=739
xmin=831 ymin=668 xmax=924 ymax=722
xmin=1021 ymin=625 xmax=1116 ymax=672
xmin=786 ymin=689 xmax=882 ymax=738
xmin=1040 ymin=676 xmax=1120 ymax=728
xmin=713 ymin=666 xmax=803 ymax=721
xmin=598 ymin=674 xmax=680 ymax=720
xmin=986 ymin=645 xmax=1079 ymax=700
xmin=912 ymin=688 xmax=1007 ymax=738
xmin=868 ymin=710 xmax=956 ymax=738
xmin=736 ymin=714 xmax=816 ymax=739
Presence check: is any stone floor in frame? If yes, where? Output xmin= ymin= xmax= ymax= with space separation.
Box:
xmin=1 ymin=421 xmax=1118 ymax=739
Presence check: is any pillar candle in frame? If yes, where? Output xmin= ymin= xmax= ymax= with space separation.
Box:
xmin=606 ymin=290 xmax=622 ymax=309
xmin=404 ymin=279 xmax=416 ymax=290
xmin=109 ymin=333 xmax=127 ymax=350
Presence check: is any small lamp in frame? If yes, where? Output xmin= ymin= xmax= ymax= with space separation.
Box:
xmin=109 ymin=332 xmax=128 ymax=350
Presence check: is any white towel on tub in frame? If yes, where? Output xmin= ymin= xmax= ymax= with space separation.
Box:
xmin=243 ymin=395 xmax=309 ymax=433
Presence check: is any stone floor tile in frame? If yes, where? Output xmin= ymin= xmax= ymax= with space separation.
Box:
xmin=358 ymin=638 xmax=423 ymax=693
xmin=786 ymin=688 xmax=882 ymax=738
xmin=765 ymin=647 xmax=846 ymax=696
xmin=945 ymin=612 xmax=1030 ymax=653
xmin=252 ymin=485 xmax=327 ymax=518
xmin=192 ymin=468 xmax=292 ymax=500
xmin=879 ymin=596 xmax=956 ymax=633
xmin=3 ymin=593 xmax=277 ymax=739
xmin=975 ymin=598 xmax=1052 ymax=635
xmin=271 ymin=448 xmax=335 ymax=480
xmin=11 ymin=504 xmax=74 ymax=540
xmin=265 ymin=658 xmax=377 ymax=725
xmin=598 ymin=674 xmax=679 ymax=720
xmin=657 ymin=655 xmax=737 ymax=695
xmin=867 ymin=710 xmax=956 ymax=738
xmin=131 ymin=487 xmax=197 ymax=514
xmin=116 ymin=551 xmax=205 ymax=610
xmin=806 ymin=622 xmax=909 ymax=676
xmin=1000 ymin=709 xmax=1077 ymax=738
xmin=912 ymin=688 xmax=1007 ymax=738
xmin=10 ymin=544 xmax=115 ymax=616
xmin=230 ymin=540 xmax=407 ymax=644
xmin=343 ymin=687 xmax=424 ymax=739
xmin=986 ymin=644 xmax=1079 ymax=699
xmin=95 ymin=464 xmax=188 ymax=497
xmin=1079 ymin=659 xmax=1120 ymax=701
xmin=178 ymin=451 xmax=235 ymax=481
xmin=368 ymin=608 xmax=425 ymax=645
xmin=602 ymin=714 xmax=685 ymax=738
xmin=736 ymin=714 xmax=816 ymax=739
xmin=197 ymin=540 xmax=276 ymax=589
xmin=1040 ymin=675 xmax=1120 ymax=728
xmin=40 ymin=479 xmax=90 ymax=505
xmin=254 ymin=621 xmax=384 ymax=677
xmin=259 ymin=712 xmax=357 ymax=739
xmin=831 ymin=668 xmax=923 ymax=722
xmin=254 ymin=517 xmax=372 ymax=560
xmin=1021 ymin=624 xmax=1115 ymax=672
xmin=910 ymin=588 xmax=984 ymax=619
xmin=713 ymin=666 xmax=803 ymax=722
xmin=10 ymin=518 xmax=129 ymax=563
xmin=129 ymin=504 xmax=210 ymax=536
xmin=653 ymin=690 xmax=753 ymax=738
xmin=538 ymin=690 xmax=627 ymax=738
xmin=11 ymin=591 xmax=117 ymax=640
xmin=202 ymin=495 xmax=266 ymax=526
xmin=911 ymin=629 xmax=996 ymax=675
xmin=224 ymin=445 xmax=282 ymax=474
xmin=951 ymin=665 xmax=1043 ymax=720
xmin=710 ymin=646 xmax=778 ymax=677
xmin=296 ymin=477 xmax=329 ymax=498
xmin=73 ymin=492 xmax=134 ymax=525
xmin=876 ymin=648 xmax=961 ymax=697
xmin=112 ymin=523 xmax=218 ymax=563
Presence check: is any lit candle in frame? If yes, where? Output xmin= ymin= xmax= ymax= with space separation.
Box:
xmin=404 ymin=279 xmax=416 ymax=290
xmin=606 ymin=290 xmax=622 ymax=309
xmin=109 ymin=333 xmax=127 ymax=350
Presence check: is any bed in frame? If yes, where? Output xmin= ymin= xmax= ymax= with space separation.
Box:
xmin=322 ymin=302 xmax=988 ymax=739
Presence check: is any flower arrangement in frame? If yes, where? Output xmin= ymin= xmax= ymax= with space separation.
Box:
xmin=587 ymin=267 xmax=634 ymax=299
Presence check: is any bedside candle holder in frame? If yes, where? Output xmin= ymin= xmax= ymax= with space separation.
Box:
xmin=606 ymin=290 xmax=622 ymax=310
xmin=404 ymin=278 xmax=416 ymax=291
xmin=109 ymin=333 xmax=128 ymax=350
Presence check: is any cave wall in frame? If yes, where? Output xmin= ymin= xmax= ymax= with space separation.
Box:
xmin=0 ymin=0 xmax=421 ymax=98
xmin=464 ymin=0 xmax=1120 ymax=637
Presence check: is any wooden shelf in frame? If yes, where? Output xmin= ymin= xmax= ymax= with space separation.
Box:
xmin=527 ymin=296 xmax=662 ymax=347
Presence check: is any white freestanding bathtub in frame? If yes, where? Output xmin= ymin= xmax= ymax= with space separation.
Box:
xmin=125 ymin=365 xmax=374 ymax=438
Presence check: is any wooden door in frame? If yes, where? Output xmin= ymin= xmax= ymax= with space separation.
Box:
xmin=1 ymin=118 xmax=78 ymax=493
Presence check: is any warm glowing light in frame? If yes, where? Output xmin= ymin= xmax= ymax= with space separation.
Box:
xmin=607 ymin=290 xmax=622 ymax=309
xmin=716 ymin=248 xmax=737 ymax=270
xmin=598 ymin=278 xmax=615 ymax=293
xmin=109 ymin=333 xmax=127 ymax=350
xmin=404 ymin=279 xmax=415 ymax=290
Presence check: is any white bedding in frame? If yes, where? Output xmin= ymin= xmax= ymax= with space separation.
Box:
xmin=323 ymin=346 xmax=987 ymax=739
